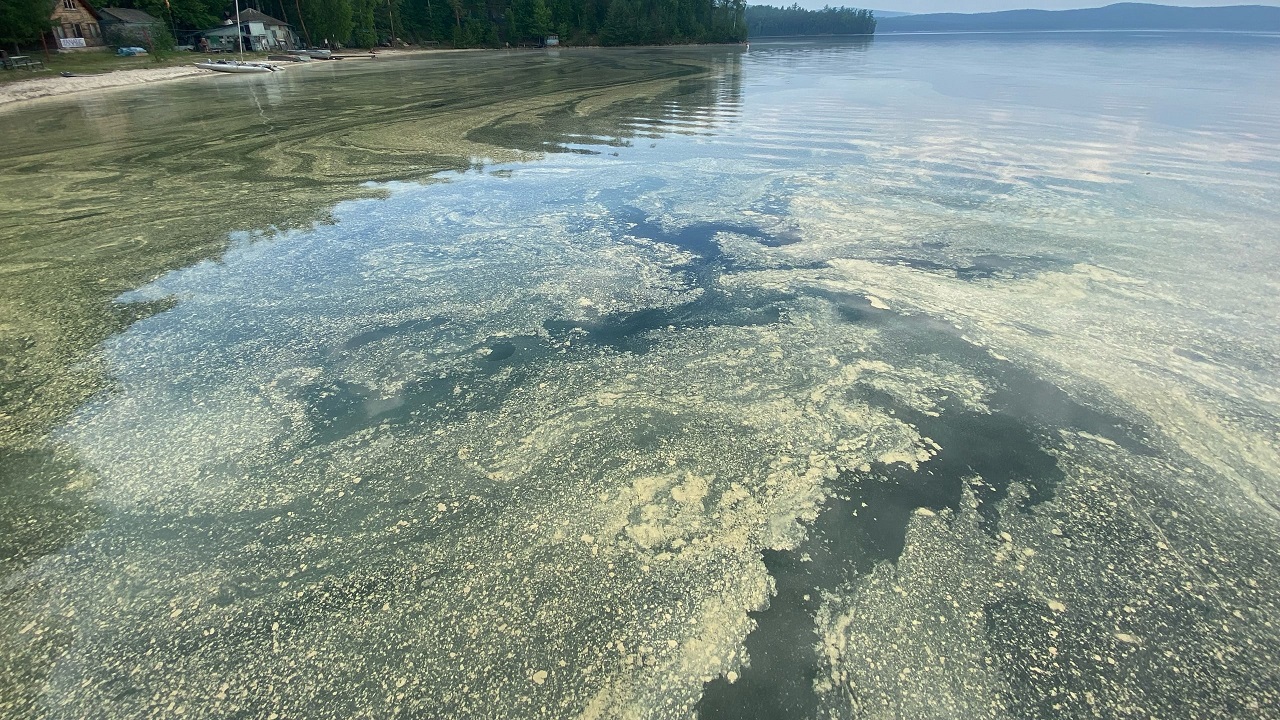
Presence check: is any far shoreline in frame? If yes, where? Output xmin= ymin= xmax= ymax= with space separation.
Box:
xmin=0 ymin=43 xmax=753 ymax=111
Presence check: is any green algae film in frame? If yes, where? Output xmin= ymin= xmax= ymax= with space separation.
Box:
xmin=3 ymin=35 xmax=1280 ymax=719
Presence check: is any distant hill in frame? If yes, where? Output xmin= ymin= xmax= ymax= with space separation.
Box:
xmin=878 ymin=3 xmax=1280 ymax=33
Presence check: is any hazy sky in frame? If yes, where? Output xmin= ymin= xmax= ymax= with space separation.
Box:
xmin=814 ymin=1 xmax=1280 ymax=12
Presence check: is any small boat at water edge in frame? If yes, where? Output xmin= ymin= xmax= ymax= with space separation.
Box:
xmin=195 ymin=60 xmax=279 ymax=73
xmin=268 ymin=54 xmax=311 ymax=62
xmin=287 ymin=49 xmax=335 ymax=59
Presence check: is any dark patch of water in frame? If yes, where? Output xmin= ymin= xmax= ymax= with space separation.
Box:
xmin=344 ymin=317 xmax=450 ymax=351
xmin=815 ymin=291 xmax=1151 ymax=456
xmin=305 ymin=195 xmax=804 ymax=442
xmin=538 ymin=203 xmax=799 ymax=353
xmin=304 ymin=333 xmax=550 ymax=447
xmin=884 ymin=253 xmax=1063 ymax=281
xmin=1173 ymin=347 xmax=1209 ymax=363
xmin=543 ymin=291 xmax=788 ymax=355
xmin=697 ymin=296 xmax=1153 ymax=719
xmin=1012 ymin=321 xmax=1055 ymax=338
xmin=608 ymin=201 xmax=799 ymax=265
xmin=483 ymin=341 xmax=517 ymax=362
xmin=757 ymin=229 xmax=804 ymax=248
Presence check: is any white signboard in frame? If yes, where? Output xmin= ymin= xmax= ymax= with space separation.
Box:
xmin=59 ymin=37 xmax=87 ymax=48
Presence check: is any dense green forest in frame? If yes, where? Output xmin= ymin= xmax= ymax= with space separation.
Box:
xmin=745 ymin=4 xmax=875 ymax=37
xmin=0 ymin=0 xmax=747 ymax=48
xmin=0 ymin=0 xmax=51 ymax=46
xmin=2 ymin=0 xmax=880 ymax=50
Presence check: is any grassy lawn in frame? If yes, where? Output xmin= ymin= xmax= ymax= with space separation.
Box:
xmin=1 ymin=47 xmax=273 ymax=84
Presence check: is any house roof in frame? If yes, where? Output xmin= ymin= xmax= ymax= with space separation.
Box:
xmin=201 ymin=8 xmax=294 ymax=34
xmin=50 ymin=0 xmax=100 ymax=20
xmin=237 ymin=8 xmax=290 ymax=26
xmin=98 ymin=7 xmax=160 ymax=24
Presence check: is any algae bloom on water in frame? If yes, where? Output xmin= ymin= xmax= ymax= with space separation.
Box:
xmin=1 ymin=35 xmax=1279 ymax=719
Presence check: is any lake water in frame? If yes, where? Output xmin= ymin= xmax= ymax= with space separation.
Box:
xmin=2 ymin=33 xmax=1279 ymax=718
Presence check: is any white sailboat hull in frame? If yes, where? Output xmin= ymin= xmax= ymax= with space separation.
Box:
xmin=195 ymin=61 xmax=278 ymax=73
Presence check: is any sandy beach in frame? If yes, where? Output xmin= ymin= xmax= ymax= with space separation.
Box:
xmin=0 ymin=65 xmax=212 ymax=107
xmin=0 ymin=49 xmax=458 ymax=110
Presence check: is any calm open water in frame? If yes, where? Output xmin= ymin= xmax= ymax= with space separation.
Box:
xmin=1 ymin=33 xmax=1279 ymax=718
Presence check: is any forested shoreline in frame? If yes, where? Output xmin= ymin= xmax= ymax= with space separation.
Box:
xmin=746 ymin=5 xmax=875 ymax=37
xmin=2 ymin=0 xmax=877 ymax=53
xmin=0 ymin=0 xmax=750 ymax=49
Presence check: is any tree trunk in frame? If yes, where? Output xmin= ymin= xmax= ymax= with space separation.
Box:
xmin=294 ymin=0 xmax=313 ymax=46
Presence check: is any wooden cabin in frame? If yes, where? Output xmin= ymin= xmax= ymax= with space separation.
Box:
xmin=98 ymin=7 xmax=163 ymax=47
xmin=49 ymin=0 xmax=105 ymax=49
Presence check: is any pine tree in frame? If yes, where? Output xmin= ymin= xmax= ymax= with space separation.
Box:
xmin=306 ymin=0 xmax=355 ymax=45
xmin=0 ymin=0 xmax=52 ymax=47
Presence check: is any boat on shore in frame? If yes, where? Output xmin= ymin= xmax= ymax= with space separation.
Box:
xmin=287 ymin=49 xmax=335 ymax=60
xmin=194 ymin=60 xmax=279 ymax=73
xmin=194 ymin=1 xmax=280 ymax=74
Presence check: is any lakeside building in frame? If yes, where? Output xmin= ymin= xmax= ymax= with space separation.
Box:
xmin=97 ymin=7 xmax=163 ymax=47
xmin=49 ymin=0 xmax=105 ymax=49
xmin=200 ymin=9 xmax=299 ymax=52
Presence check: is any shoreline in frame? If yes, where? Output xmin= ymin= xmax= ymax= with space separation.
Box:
xmin=0 ymin=65 xmax=211 ymax=108
xmin=0 ymin=44 xmax=748 ymax=111
xmin=0 ymin=48 xmax=450 ymax=110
